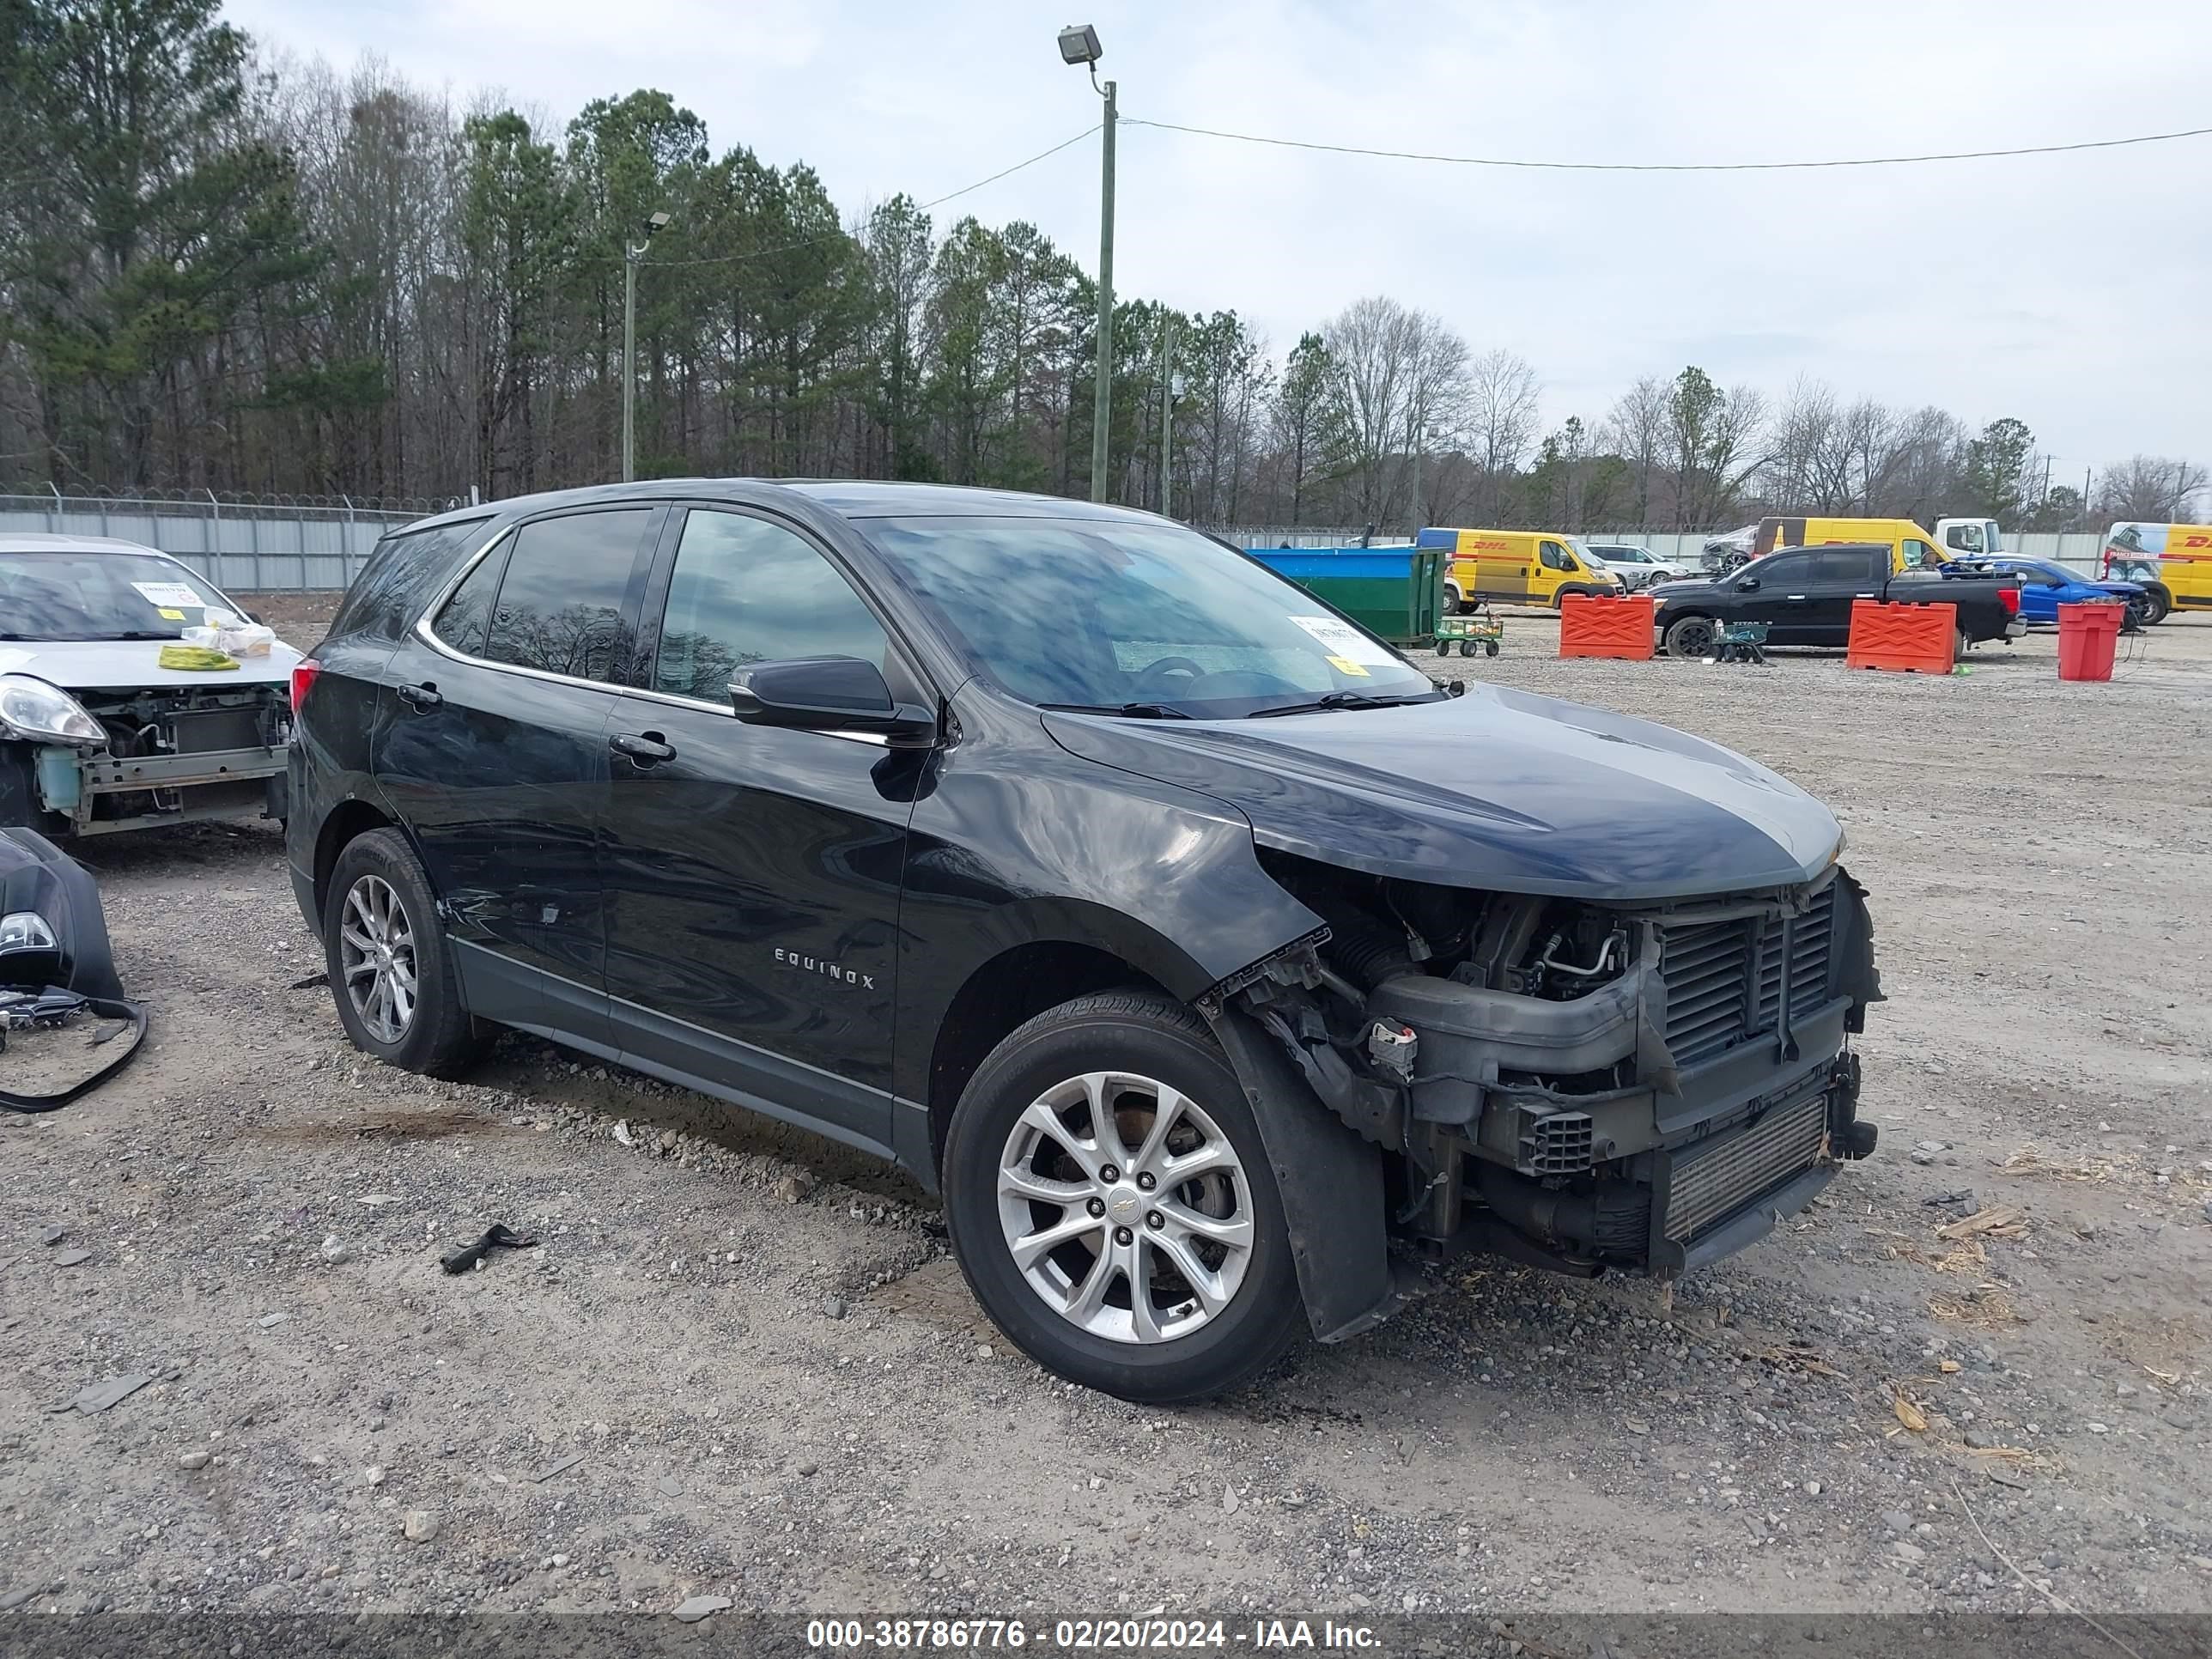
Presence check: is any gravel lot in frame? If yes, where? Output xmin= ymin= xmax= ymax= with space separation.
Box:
xmin=3 ymin=604 xmax=2209 ymax=1626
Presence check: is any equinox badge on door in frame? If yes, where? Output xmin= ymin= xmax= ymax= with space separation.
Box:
xmin=774 ymin=946 xmax=876 ymax=990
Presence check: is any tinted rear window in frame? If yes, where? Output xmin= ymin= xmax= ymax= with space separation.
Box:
xmin=329 ymin=517 xmax=491 ymax=644
xmin=482 ymin=509 xmax=653 ymax=682
xmin=429 ymin=538 xmax=509 ymax=657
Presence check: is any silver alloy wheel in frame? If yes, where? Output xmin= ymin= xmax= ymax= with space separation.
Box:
xmin=338 ymin=873 xmax=417 ymax=1045
xmin=996 ymin=1071 xmax=1255 ymax=1345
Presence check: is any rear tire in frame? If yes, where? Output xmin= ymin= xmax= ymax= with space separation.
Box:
xmin=323 ymin=828 xmax=484 ymax=1078
xmin=942 ymin=991 xmax=1303 ymax=1404
xmin=2138 ymin=587 xmax=2170 ymax=626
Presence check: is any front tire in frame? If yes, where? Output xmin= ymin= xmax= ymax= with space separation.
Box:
xmin=1662 ymin=614 xmax=1717 ymax=659
xmin=942 ymin=991 xmax=1303 ymax=1403
xmin=323 ymin=828 xmax=483 ymax=1078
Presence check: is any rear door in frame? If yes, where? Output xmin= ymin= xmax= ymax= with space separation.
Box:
xmin=1799 ymin=549 xmax=1885 ymax=641
xmin=598 ymin=503 xmax=926 ymax=1149
xmin=374 ymin=503 xmax=662 ymax=1048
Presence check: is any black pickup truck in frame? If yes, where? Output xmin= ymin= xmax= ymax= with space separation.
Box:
xmin=1648 ymin=544 xmax=2025 ymax=659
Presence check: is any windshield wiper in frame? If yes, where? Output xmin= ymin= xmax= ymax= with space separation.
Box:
xmin=82 ymin=631 xmax=181 ymax=641
xmin=1039 ymin=701 xmax=1194 ymax=720
xmin=1248 ymin=690 xmax=1441 ymax=719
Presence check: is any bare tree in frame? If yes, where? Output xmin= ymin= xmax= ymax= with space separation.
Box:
xmin=1463 ymin=348 xmax=1538 ymax=522
xmin=1763 ymin=376 xmax=1862 ymax=512
xmin=1871 ymin=406 xmax=1967 ymax=522
xmin=1319 ymin=296 xmax=1409 ymax=526
xmin=2094 ymin=454 xmax=2209 ymax=522
xmin=1599 ymin=375 xmax=1669 ymax=526
xmin=1318 ymin=295 xmax=1468 ymax=528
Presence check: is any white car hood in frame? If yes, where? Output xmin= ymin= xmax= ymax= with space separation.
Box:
xmin=0 ymin=638 xmax=301 ymax=691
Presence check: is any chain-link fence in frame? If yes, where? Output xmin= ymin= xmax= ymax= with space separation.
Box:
xmin=3 ymin=489 xmax=2118 ymax=590
xmin=0 ymin=489 xmax=428 ymax=591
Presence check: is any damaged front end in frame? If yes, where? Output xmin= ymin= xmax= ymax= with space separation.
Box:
xmin=3 ymin=681 xmax=291 ymax=837
xmin=1207 ymin=851 xmax=1882 ymax=1279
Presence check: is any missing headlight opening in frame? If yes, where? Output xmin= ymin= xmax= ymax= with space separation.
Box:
xmin=1224 ymin=848 xmax=1884 ymax=1280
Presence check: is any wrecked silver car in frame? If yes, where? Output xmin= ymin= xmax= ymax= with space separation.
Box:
xmin=0 ymin=536 xmax=299 ymax=836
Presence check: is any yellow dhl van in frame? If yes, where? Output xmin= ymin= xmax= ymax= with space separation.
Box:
xmin=2100 ymin=523 xmax=2212 ymax=625
xmin=1414 ymin=528 xmax=1626 ymax=611
xmin=1756 ymin=516 xmax=1952 ymax=572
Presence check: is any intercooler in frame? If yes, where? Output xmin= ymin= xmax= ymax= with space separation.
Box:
xmin=1662 ymin=1090 xmax=1829 ymax=1243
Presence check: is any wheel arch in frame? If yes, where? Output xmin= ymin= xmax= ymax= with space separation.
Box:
xmin=922 ymin=933 xmax=1178 ymax=1178
xmin=313 ymin=796 xmax=407 ymax=921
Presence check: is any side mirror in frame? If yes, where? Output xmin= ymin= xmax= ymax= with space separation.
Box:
xmin=729 ymin=657 xmax=935 ymax=745
xmin=1735 ymin=576 xmax=1760 ymax=592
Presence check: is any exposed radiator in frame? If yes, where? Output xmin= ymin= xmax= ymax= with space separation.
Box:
xmin=1663 ymin=1091 xmax=1828 ymax=1243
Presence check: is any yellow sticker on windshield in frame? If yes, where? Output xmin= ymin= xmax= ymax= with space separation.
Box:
xmin=158 ymin=608 xmax=186 ymax=620
xmin=1326 ymin=654 xmax=1370 ymax=678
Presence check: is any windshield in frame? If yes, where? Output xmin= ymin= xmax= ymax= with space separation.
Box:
xmin=0 ymin=551 xmax=237 ymax=641
xmin=864 ymin=516 xmax=1442 ymax=718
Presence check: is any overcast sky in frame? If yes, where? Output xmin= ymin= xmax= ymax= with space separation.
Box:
xmin=234 ymin=0 xmax=2212 ymax=477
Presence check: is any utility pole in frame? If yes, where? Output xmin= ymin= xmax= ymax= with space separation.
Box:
xmin=1158 ymin=313 xmax=1176 ymax=518
xmin=1091 ymin=76 xmax=1117 ymax=502
xmin=1057 ymin=27 xmax=1117 ymax=503
xmin=622 ymin=210 xmax=672 ymax=483
xmin=1408 ymin=414 xmax=1424 ymax=537
xmin=622 ymin=246 xmax=638 ymax=483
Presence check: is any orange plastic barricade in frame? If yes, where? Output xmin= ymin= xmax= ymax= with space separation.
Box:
xmin=1557 ymin=593 xmax=1656 ymax=661
xmin=2056 ymin=601 xmax=2121 ymax=683
xmin=1845 ymin=599 xmax=1955 ymax=675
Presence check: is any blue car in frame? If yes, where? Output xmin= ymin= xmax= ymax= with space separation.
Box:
xmin=1961 ymin=558 xmax=2145 ymax=628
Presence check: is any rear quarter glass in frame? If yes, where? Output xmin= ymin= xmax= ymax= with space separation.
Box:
xmin=325 ymin=517 xmax=494 ymax=647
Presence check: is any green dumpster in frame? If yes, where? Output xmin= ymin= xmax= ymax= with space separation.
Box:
xmin=1243 ymin=546 xmax=1444 ymax=647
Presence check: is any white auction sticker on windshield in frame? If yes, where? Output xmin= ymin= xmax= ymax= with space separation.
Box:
xmin=1287 ymin=614 xmax=1396 ymax=666
xmin=131 ymin=580 xmax=206 ymax=608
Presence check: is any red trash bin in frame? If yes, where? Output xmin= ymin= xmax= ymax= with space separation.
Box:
xmin=2057 ymin=601 xmax=2122 ymax=683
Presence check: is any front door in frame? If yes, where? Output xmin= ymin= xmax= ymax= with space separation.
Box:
xmin=599 ymin=504 xmax=922 ymax=1152
xmin=2009 ymin=565 xmax=2064 ymax=624
xmin=1536 ymin=538 xmax=1577 ymax=601
xmin=1734 ymin=550 xmax=1820 ymax=642
xmin=374 ymin=503 xmax=661 ymax=1048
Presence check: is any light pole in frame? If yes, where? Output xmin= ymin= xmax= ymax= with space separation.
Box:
xmin=1158 ymin=314 xmax=1182 ymax=519
xmin=1059 ymin=25 xmax=1115 ymax=502
xmin=623 ymin=209 xmax=672 ymax=483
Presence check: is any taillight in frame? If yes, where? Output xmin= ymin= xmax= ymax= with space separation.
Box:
xmin=290 ymin=659 xmax=322 ymax=713
xmin=1998 ymin=585 xmax=2020 ymax=614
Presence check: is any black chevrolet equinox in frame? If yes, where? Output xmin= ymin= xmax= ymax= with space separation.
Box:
xmin=289 ymin=481 xmax=1881 ymax=1401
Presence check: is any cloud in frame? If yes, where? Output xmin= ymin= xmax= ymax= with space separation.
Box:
xmin=228 ymin=0 xmax=2212 ymax=465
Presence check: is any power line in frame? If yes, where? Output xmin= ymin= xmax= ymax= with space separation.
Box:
xmin=642 ymin=125 xmax=1097 ymax=270
xmin=1121 ymin=116 xmax=2212 ymax=173
xmin=916 ymin=125 xmax=1097 ymax=210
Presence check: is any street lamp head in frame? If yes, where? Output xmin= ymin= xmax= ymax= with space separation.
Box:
xmin=1057 ymin=23 xmax=1102 ymax=65
xmin=645 ymin=210 xmax=672 ymax=236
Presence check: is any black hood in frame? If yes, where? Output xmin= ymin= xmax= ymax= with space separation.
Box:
xmin=1044 ymin=685 xmax=1841 ymax=900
